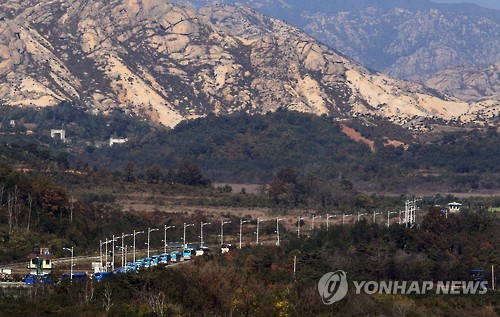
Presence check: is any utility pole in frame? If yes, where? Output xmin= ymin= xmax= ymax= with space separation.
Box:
xmin=121 ymin=232 xmax=132 ymax=266
xmin=373 ymin=211 xmax=382 ymax=224
xmin=404 ymin=201 xmax=407 ymax=225
xmin=112 ymin=235 xmax=116 ymax=271
xmin=116 ymin=246 xmax=125 ymax=267
xmin=311 ymin=215 xmax=321 ymax=231
xmin=276 ymin=217 xmax=285 ymax=246
xmin=164 ymin=225 xmax=175 ymax=254
xmin=326 ymin=214 xmax=336 ymax=231
xmin=297 ymin=215 xmax=306 ymax=238
xmin=200 ymin=222 xmax=210 ymax=247
xmin=124 ymin=245 xmax=127 ymax=265
xmin=103 ymin=238 xmax=114 ymax=272
xmin=256 ymin=218 xmax=267 ymax=245
xmin=105 ymin=239 xmax=108 ymax=272
xmin=404 ymin=199 xmax=421 ymax=227
xmin=183 ymin=223 xmax=194 ymax=248
xmin=99 ymin=240 xmax=103 ymax=270
xmin=357 ymin=212 xmax=367 ymax=222
xmin=387 ymin=211 xmax=398 ymax=227
xmin=414 ymin=198 xmax=421 ymax=226
xmin=147 ymin=227 xmax=159 ymax=258
xmin=62 ymin=247 xmax=74 ymax=282
xmin=133 ymin=230 xmax=144 ymax=263
xmin=220 ymin=220 xmax=231 ymax=245
xmin=342 ymin=213 xmax=353 ymax=225
xmin=239 ymin=219 xmax=251 ymax=249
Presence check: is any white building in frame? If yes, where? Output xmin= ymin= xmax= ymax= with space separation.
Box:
xmin=1 ymin=267 xmax=12 ymax=275
xmin=50 ymin=129 xmax=66 ymax=142
xmin=109 ymin=137 xmax=128 ymax=146
xmin=448 ymin=202 xmax=462 ymax=213
xmin=92 ymin=262 xmax=103 ymax=274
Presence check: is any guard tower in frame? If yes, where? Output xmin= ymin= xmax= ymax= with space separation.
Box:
xmin=448 ymin=202 xmax=462 ymax=213
xmin=50 ymin=129 xmax=66 ymax=142
xmin=27 ymin=248 xmax=55 ymax=276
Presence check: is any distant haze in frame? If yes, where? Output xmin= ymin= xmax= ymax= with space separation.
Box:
xmin=432 ymin=0 xmax=500 ymax=9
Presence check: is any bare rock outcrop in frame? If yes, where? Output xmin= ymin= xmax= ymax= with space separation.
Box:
xmin=184 ymin=0 xmax=499 ymax=102
xmin=0 ymin=0 xmax=497 ymax=129
xmin=425 ymin=63 xmax=500 ymax=102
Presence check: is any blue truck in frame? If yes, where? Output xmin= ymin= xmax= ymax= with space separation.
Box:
xmin=170 ymin=251 xmax=181 ymax=263
xmin=151 ymin=255 xmax=161 ymax=266
xmin=159 ymin=253 xmax=171 ymax=264
xmin=94 ymin=271 xmax=112 ymax=282
xmin=61 ymin=273 xmax=87 ymax=282
xmin=24 ymin=274 xmax=55 ymax=285
xmin=182 ymin=248 xmax=196 ymax=260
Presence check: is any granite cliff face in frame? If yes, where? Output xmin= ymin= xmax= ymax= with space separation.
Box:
xmin=185 ymin=0 xmax=499 ymax=101
xmin=0 ymin=0 xmax=497 ymax=128
xmin=424 ymin=63 xmax=499 ymax=102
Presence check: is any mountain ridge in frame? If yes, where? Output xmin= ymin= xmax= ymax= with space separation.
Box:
xmin=183 ymin=0 xmax=500 ymax=96
xmin=0 ymin=0 xmax=497 ymax=129
xmin=425 ymin=63 xmax=500 ymax=102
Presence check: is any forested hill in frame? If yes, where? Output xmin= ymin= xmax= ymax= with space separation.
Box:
xmin=1 ymin=104 xmax=498 ymax=193
xmin=95 ymin=111 xmax=499 ymax=192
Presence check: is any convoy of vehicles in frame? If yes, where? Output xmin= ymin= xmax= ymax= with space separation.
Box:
xmin=24 ymin=246 xmax=215 ymax=285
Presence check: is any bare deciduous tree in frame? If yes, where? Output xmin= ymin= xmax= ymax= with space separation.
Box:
xmin=7 ymin=192 xmax=13 ymax=235
xmin=102 ymin=284 xmax=113 ymax=312
xmin=69 ymin=196 xmax=75 ymax=222
xmin=146 ymin=290 xmax=167 ymax=317
xmin=80 ymin=279 xmax=95 ymax=306
xmin=26 ymin=194 xmax=32 ymax=233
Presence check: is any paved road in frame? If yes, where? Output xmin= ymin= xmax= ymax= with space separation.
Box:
xmin=3 ymin=247 xmax=194 ymax=273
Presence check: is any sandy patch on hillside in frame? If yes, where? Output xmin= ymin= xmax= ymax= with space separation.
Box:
xmin=384 ymin=138 xmax=409 ymax=150
xmin=340 ymin=124 xmax=376 ymax=152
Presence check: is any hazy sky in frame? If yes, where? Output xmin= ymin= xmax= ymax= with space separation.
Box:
xmin=432 ymin=0 xmax=500 ymax=9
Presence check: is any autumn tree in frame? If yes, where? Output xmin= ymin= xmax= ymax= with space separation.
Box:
xmin=122 ymin=161 xmax=136 ymax=182
xmin=145 ymin=164 xmax=162 ymax=184
xmin=175 ymin=161 xmax=210 ymax=186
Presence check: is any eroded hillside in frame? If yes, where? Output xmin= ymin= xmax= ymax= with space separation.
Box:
xmin=0 ymin=0 xmax=497 ymax=128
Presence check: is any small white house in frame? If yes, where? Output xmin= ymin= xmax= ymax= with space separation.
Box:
xmin=27 ymin=248 xmax=55 ymax=275
xmin=109 ymin=137 xmax=128 ymax=146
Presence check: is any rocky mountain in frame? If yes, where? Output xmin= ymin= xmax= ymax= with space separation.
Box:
xmin=0 ymin=0 xmax=497 ymax=129
xmin=425 ymin=63 xmax=500 ymax=102
xmin=184 ymin=0 xmax=500 ymax=91
xmin=433 ymin=0 xmax=500 ymax=10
